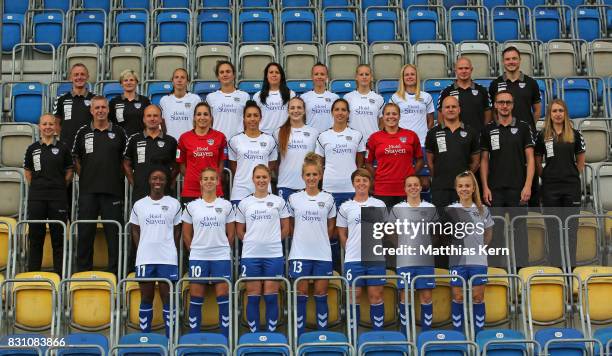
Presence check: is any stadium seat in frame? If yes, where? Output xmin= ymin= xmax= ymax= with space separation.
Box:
xmin=237 ymin=80 xmax=263 ymax=95
xmin=376 ymin=79 xmax=398 ymax=102
xmin=458 ymin=42 xmax=493 ymax=77
xmin=330 ymin=80 xmax=356 ymax=97
xmin=415 ymin=268 xmax=452 ymax=326
xmin=595 ymin=164 xmax=612 ymax=214
xmin=115 ymin=333 xmax=168 ymax=355
xmin=407 ymin=8 xmax=439 ymax=44
xmin=519 ymin=266 xmax=565 ymax=324
xmin=287 ymin=80 xmax=314 ymax=94
xmin=572 ymin=266 xmax=612 ymax=322
xmin=578 ymin=119 xmax=610 ymax=164
xmin=12 ymin=272 xmax=60 ymax=331
xmin=125 ymin=272 xmax=166 ymax=330
xmin=283 ymin=0 xmax=310 ymax=6
xmin=476 ymin=329 xmax=529 ymax=356
xmin=32 ymin=11 xmax=64 ymax=53
xmin=73 ymin=11 xmax=105 ymax=48
xmin=0 ymin=334 xmax=47 ymax=355
xmin=322 ymin=0 xmax=350 ymax=6
xmin=161 ymin=0 xmax=190 ymax=7
xmin=81 ymin=0 xmax=111 ymax=14
xmin=417 ymin=330 xmax=468 ymax=356
xmin=4 ymin=1 xmax=29 ymax=14
xmin=11 ymin=83 xmax=45 ymax=124
xmin=281 ymin=9 xmax=316 ymax=43
xmin=43 ymin=0 xmax=71 ymax=12
xmin=483 ymin=267 xmax=511 ymax=324
xmin=0 ymin=168 xmax=26 ymax=218
xmin=2 ymin=14 xmax=25 ymax=53
xmin=449 ymin=9 xmax=480 ymax=43
xmin=146 ymin=82 xmax=172 ymax=105
xmin=56 ymin=333 xmax=109 ymax=356
xmin=492 ymin=8 xmax=522 ymax=42
xmin=358 ymin=331 xmax=410 ymax=356
xmin=575 ymin=212 xmax=600 ymax=265
xmin=370 ymin=43 xmax=405 ymax=81
xmin=180 ymin=279 xmax=227 ymax=330
xmin=561 ymin=78 xmax=594 ymax=118
xmin=297 ymin=331 xmax=351 ymax=356
xmin=150 ymin=44 xmax=188 ymax=80
xmin=115 ymin=11 xmax=148 ymax=46
xmin=238 ymin=44 xmax=276 ymax=80
xmin=197 ymin=10 xmax=232 ymax=43
xmin=99 ymin=81 xmax=124 ymax=101
xmin=65 ymin=271 xmax=116 ymax=331
xmin=0 ymin=216 xmax=16 ymax=273
xmin=324 ymin=9 xmax=357 ymax=43
xmin=0 ymin=123 xmax=37 ymax=168
xmin=122 ymin=0 xmax=150 ymax=9
xmin=423 ymin=78 xmax=453 ymax=112
xmin=594 ymin=328 xmax=612 ymax=356
xmin=155 ymin=10 xmax=191 ymax=44
xmin=176 ymin=333 xmax=229 ymax=356
xmin=535 ymin=328 xmax=587 ymax=356
xmin=239 ymin=10 xmax=275 ymax=43
xmin=413 ymin=42 xmax=451 ymax=79
xmin=195 ymin=44 xmax=233 ymax=81
xmin=65 ymin=45 xmax=101 ymax=82
xmin=533 ymin=7 xmax=564 ymax=43
xmin=546 ymin=41 xmax=581 ymax=78
xmin=282 ymin=44 xmax=319 ymax=80
xmin=242 ymin=0 xmax=272 ymax=7
xmin=235 ymin=332 xmax=290 ymax=355
xmin=574 ymin=6 xmax=604 ymax=42
xmin=503 ymin=42 xmax=537 ymax=76
xmin=327 ymin=43 xmax=363 ymax=80
xmin=108 ymin=45 xmax=146 ymax=81
xmin=588 ymin=40 xmax=612 ymax=77
xmin=193 ymin=81 xmax=221 ymax=100
xmin=365 ymin=9 xmax=398 ymax=44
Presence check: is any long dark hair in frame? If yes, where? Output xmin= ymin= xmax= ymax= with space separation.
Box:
xmin=259 ymin=62 xmax=291 ymax=106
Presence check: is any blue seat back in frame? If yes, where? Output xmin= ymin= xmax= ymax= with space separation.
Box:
xmin=4 ymin=1 xmax=29 ymax=14
xmin=176 ymin=333 xmax=228 ymax=356
xmin=0 ymin=334 xmax=48 ymax=355
xmin=43 ymin=0 xmax=71 ymax=11
xmin=408 ymin=9 xmax=438 ymax=43
xmin=75 ymin=12 xmax=105 ymax=46
xmin=534 ymin=8 xmax=561 ymax=42
xmin=330 ymin=80 xmax=356 ymax=97
xmin=198 ymin=10 xmax=232 ymax=43
xmin=56 ymin=333 xmax=109 ymax=356
xmin=12 ymin=83 xmax=45 ymax=124
xmin=575 ymin=8 xmax=601 ymax=41
xmin=594 ymin=328 xmax=612 ymax=356
xmin=298 ymin=331 xmax=350 ymax=356
xmin=562 ymin=78 xmax=592 ymax=118
xmin=82 ymin=0 xmax=110 ymax=14
xmin=240 ymin=11 xmax=273 ymax=42
xmin=117 ymin=333 xmax=168 ymax=356
xmin=493 ymin=9 xmax=520 ymax=42
xmin=564 ymin=0 xmax=585 ymax=8
xmin=423 ymin=78 xmax=453 ymax=113
xmin=284 ymin=0 xmax=310 ymax=6
xmin=524 ymin=0 xmax=547 ymax=7
xmin=243 ymin=0 xmax=271 ymax=7
xmin=444 ymin=0 xmax=468 ymax=7
xmin=366 ymin=9 xmax=397 ymax=44
xmin=402 ymin=0 xmax=430 ymax=8
xmin=157 ymin=11 xmax=190 ymax=43
xmin=450 ymin=9 xmax=479 ymax=43
xmin=162 ymin=0 xmax=190 ymax=7
xmin=418 ymin=330 xmax=467 ymax=356
xmin=2 ymin=14 xmax=24 ymax=53
xmin=287 ymin=80 xmax=314 ymax=95
xmin=116 ymin=11 xmax=147 ymax=45
xmin=483 ymin=0 xmax=507 ymax=9
xmin=322 ymin=0 xmax=350 ymax=7
xmin=362 ymin=0 xmax=390 ymax=10
xmin=534 ymin=328 xmax=585 ymax=356
xmin=476 ymin=329 xmax=527 ymax=356
xmin=123 ymin=0 xmax=150 ymax=9
xmin=193 ymin=81 xmax=221 ymax=100
xmin=148 ymin=82 xmax=173 ymax=105
xmin=33 ymin=11 xmax=64 ymax=52
xmin=358 ymin=331 xmax=409 ymax=356
xmin=376 ymin=79 xmax=398 ymax=102
xmin=237 ymin=332 xmax=289 ymax=356
xmin=324 ymin=10 xmax=356 ymax=42
xmin=282 ymin=10 xmax=315 ymax=43
xmin=102 ymin=82 xmax=124 ymax=101
xmin=238 ymin=81 xmax=262 ymax=95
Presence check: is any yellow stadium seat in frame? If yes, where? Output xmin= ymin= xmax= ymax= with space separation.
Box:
xmin=519 ymin=266 xmax=565 ymax=324
xmin=414 ymin=268 xmax=451 ymax=326
xmin=182 ymin=277 xmax=223 ymax=330
xmin=93 ymin=224 xmax=108 ymax=270
xmin=0 ymin=217 xmax=15 ymax=271
xmin=126 ymin=272 xmax=165 ymax=331
xmin=41 ymin=227 xmax=54 ymax=269
xmin=239 ymin=282 xmax=287 ymax=328
xmin=605 ymin=212 xmax=612 ymax=242
xmin=359 ymin=270 xmax=398 ymax=327
xmin=484 ymin=267 xmax=509 ymax=324
xmin=69 ymin=271 xmax=116 ymax=331
xmin=526 ymin=212 xmax=547 ymax=265
xmin=13 ymin=271 xmax=60 ymax=330
xmin=576 ymin=213 xmax=599 ymax=265
xmin=572 ymin=266 xmax=612 ymax=323
xmin=305 ymin=273 xmax=342 ymax=329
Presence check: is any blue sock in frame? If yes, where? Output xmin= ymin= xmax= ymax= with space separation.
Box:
xmin=451 ymin=300 xmax=464 ymax=333
xmin=247 ymin=295 xmax=260 ymax=332
xmin=264 ymin=294 xmax=279 ymax=332
xmin=138 ymin=302 xmax=153 ymax=333
xmin=163 ymin=303 xmax=171 ymax=338
xmin=473 ymin=302 xmax=485 ymax=335
xmin=217 ymin=295 xmax=230 ymax=337
xmin=399 ymin=302 xmax=407 ymax=335
xmin=371 ymin=302 xmax=384 ymax=330
xmin=315 ymin=295 xmax=329 ymax=330
xmin=297 ymin=295 xmax=307 ymax=336
xmin=188 ymin=296 xmax=203 ymax=333
xmin=421 ymin=302 xmax=433 ymax=331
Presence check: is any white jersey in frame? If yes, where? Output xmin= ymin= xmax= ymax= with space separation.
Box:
xmin=336 ymin=197 xmax=386 ymax=263
xmin=315 ymin=127 xmax=366 ymax=193
xmin=182 ymin=197 xmax=234 ymax=261
xmin=301 ymin=90 xmax=339 ymax=134
xmin=390 ymin=92 xmax=434 ymax=145
xmin=130 ymin=195 xmax=182 ymax=266
xmin=159 ymin=92 xmax=202 ymax=140
xmin=235 ymin=194 xmax=290 ymax=258
xmin=447 ymin=202 xmax=494 ymax=266
xmin=228 ymin=132 xmax=278 ymax=201
xmin=391 ymin=201 xmax=437 ymax=267
xmin=345 ymin=90 xmax=384 ymax=141
xmin=273 ymin=125 xmax=318 ymax=190
xmin=288 ymin=190 xmax=336 ymax=261
xmin=253 ymin=90 xmax=296 ymax=134
xmin=206 ymin=89 xmax=250 ymax=140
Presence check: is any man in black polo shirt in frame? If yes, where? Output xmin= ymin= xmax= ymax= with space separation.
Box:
xmin=123 ymin=104 xmax=178 ymax=203
xmin=426 ymin=96 xmax=480 ymax=207
xmin=437 ymin=57 xmax=492 ymax=133
xmin=73 ymin=96 xmax=127 ymax=275
xmin=53 ymin=63 xmax=96 ymax=150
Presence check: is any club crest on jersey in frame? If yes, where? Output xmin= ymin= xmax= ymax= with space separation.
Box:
xmin=325 ymin=98 xmax=332 ymax=102
xmin=51 ymin=148 xmax=60 ymax=155
xmin=511 ymin=128 xmax=518 ymax=134
xmin=318 ymin=202 xmax=325 ymax=208
xmin=157 ymin=141 xmax=165 ymax=148
xmin=135 ymin=103 xmax=142 ymax=109
xmin=369 ymin=99 xmax=375 ymax=104
xmin=108 ymin=132 xmax=116 ymax=139
xmin=234 ymin=97 xmax=241 ymax=102
xmin=519 ymin=83 xmax=526 ymax=89
xmin=345 ymin=136 xmax=352 ymax=141
xmin=472 ymin=90 xmax=479 ymax=96
xmin=266 ymin=202 xmax=274 ymax=207
xmin=84 ymin=100 xmax=91 ymax=106
xmin=460 ymin=131 xmax=467 ymax=138
xmin=260 ymin=142 xmax=267 ymax=147
xmin=185 ymin=102 xmax=192 ymax=108
xmin=399 ymin=136 xmax=407 ymax=143
xmin=215 ymin=208 xmax=223 ymax=213
xmin=207 ymin=139 xmax=215 ymax=145
xmin=303 ymin=132 xmax=310 ymax=137
xmin=161 ymin=205 xmax=169 ymax=211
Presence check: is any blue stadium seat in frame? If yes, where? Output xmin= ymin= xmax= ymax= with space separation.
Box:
xmin=407 ymin=8 xmax=438 ymax=43
xmin=287 ymin=80 xmax=314 ymax=94
xmin=157 ymin=10 xmax=191 ymax=43
xmin=176 ymin=333 xmax=229 ymax=356
xmin=101 ymin=82 xmax=124 ymax=101
xmin=203 ymin=0 xmax=231 ymax=5
xmin=563 ymin=0 xmax=585 ymax=8
xmin=417 ymin=330 xmax=468 ymax=356
xmin=402 ymin=0 xmax=430 ymax=8
xmin=193 ymin=81 xmax=221 ymax=99
xmin=0 ymin=334 xmax=48 ymax=355
xmin=562 ymin=78 xmax=593 ymax=118
xmin=161 ymin=0 xmax=190 ymax=7
xmin=492 ymin=8 xmax=521 ymax=42
xmin=358 ymin=331 xmax=409 ymax=356
xmin=476 ymin=329 xmax=528 ymax=356
xmin=482 ymin=0 xmax=507 ymax=10
xmin=11 ymin=83 xmax=45 ymax=124
xmin=198 ymin=10 xmax=232 ymax=43
xmin=474 ymin=78 xmax=493 ymax=88
xmin=56 ymin=81 xmax=76 ymax=96
xmin=450 ymin=9 xmax=480 ymax=43
xmin=322 ymin=0 xmax=350 ymax=7
xmin=298 ymin=331 xmax=351 ymax=356
xmin=116 ymin=333 xmax=168 ymax=356
xmin=362 ymin=0 xmax=391 ymax=10
xmin=534 ymin=8 xmax=562 ymax=42
xmin=74 ymin=11 xmax=105 ymax=47
xmin=523 ymin=0 xmax=546 ymax=7
xmin=43 ymin=0 xmax=71 ymax=12
xmin=82 ymin=0 xmax=110 ymax=14
xmin=239 ymin=11 xmax=274 ymax=43
xmin=116 ymin=11 xmax=148 ymax=45
xmin=443 ymin=0 xmax=468 ymax=8
xmin=2 ymin=14 xmax=24 ymax=53
xmin=243 ymin=0 xmax=272 ymax=6
xmin=56 ymin=333 xmax=109 ymax=356
xmin=574 ymin=7 xmax=602 ymax=41
xmin=324 ymin=9 xmax=357 ymax=42
xmin=330 ymin=80 xmax=356 ymax=97
xmin=32 ymin=11 xmax=64 ymax=52
xmin=534 ymin=328 xmax=586 ymax=356
xmin=147 ymin=82 xmax=173 ymax=105
xmin=4 ymin=1 xmax=29 ymax=15
xmin=423 ymin=78 xmax=454 ymax=112
xmin=236 ymin=332 xmax=290 ymax=356
xmin=122 ymin=0 xmax=150 ymax=9
xmin=238 ymin=81 xmax=263 ymax=95
xmin=283 ymin=0 xmax=310 ymax=6
xmin=594 ymin=327 xmax=612 ymax=356
xmin=366 ymin=9 xmax=398 ymax=44
xmin=281 ymin=9 xmax=316 ymax=43
xmin=376 ymin=79 xmax=398 ymax=102
xmin=535 ymin=78 xmax=554 ymax=119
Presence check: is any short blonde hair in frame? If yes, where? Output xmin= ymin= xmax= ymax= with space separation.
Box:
xmin=119 ymin=69 xmax=139 ymax=83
